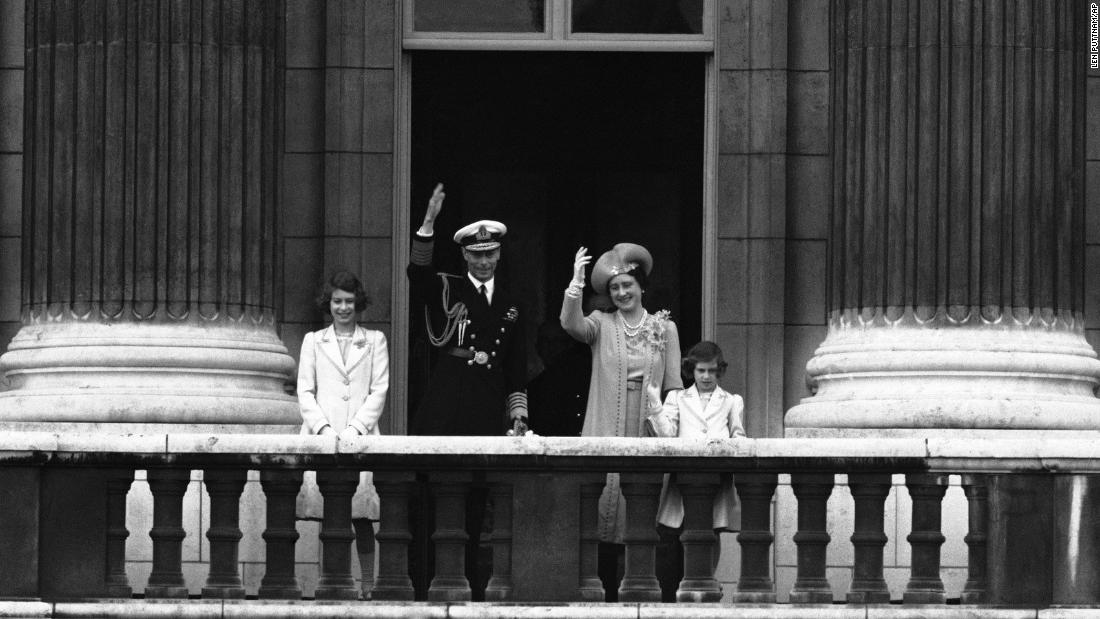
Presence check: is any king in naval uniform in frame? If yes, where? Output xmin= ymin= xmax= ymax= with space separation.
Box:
xmin=406 ymin=182 xmax=528 ymax=436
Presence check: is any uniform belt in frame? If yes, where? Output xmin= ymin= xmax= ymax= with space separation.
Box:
xmin=626 ymin=379 xmax=644 ymax=391
xmin=443 ymin=346 xmax=491 ymax=365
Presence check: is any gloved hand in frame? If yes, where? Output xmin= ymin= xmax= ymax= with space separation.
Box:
xmin=506 ymin=417 xmax=529 ymax=436
xmin=338 ymin=426 xmax=360 ymax=441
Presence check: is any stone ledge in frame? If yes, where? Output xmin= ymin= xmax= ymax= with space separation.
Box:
xmin=0 ymin=600 xmax=1067 ymax=619
xmin=1 ymin=434 xmax=1099 ymax=474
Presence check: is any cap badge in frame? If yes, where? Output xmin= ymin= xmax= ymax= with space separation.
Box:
xmin=475 ymin=225 xmax=491 ymax=241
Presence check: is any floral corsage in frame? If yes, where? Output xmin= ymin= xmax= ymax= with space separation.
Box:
xmin=642 ymin=309 xmax=671 ymax=352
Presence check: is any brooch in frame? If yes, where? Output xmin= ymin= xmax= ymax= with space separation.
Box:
xmin=504 ymin=306 xmax=519 ymax=322
xmin=354 ymin=338 xmax=367 ymax=349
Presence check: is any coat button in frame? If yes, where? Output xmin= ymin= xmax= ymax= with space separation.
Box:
xmin=500 ymin=327 xmax=505 ymax=333
xmin=467 ymin=360 xmax=474 ymax=366
xmin=491 ymin=351 xmax=496 ymax=357
xmin=487 ymin=364 xmax=492 ymax=369
xmin=495 ymin=339 xmax=500 ymax=345
xmin=343 ymin=379 xmax=350 ymax=385
xmin=471 ymin=333 xmax=477 ymax=340
xmin=342 ymin=395 xmax=349 ymax=401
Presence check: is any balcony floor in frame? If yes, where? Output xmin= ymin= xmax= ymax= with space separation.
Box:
xmin=0 ymin=601 xmax=1093 ymax=619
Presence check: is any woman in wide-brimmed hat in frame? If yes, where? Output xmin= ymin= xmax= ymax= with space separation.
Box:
xmin=560 ymin=243 xmax=683 ymax=598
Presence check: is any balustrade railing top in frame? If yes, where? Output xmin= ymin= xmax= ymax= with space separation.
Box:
xmin=1 ymin=433 xmax=1099 ymax=473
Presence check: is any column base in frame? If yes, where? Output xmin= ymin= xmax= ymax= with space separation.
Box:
xmin=789 ymin=589 xmax=834 ymax=603
xmin=0 ymin=320 xmax=298 ymax=433
xmin=314 ymin=586 xmax=360 ymax=601
xmin=144 ymin=585 xmax=189 ymax=599
xmin=201 ymin=586 xmax=246 ymax=599
xmin=787 ymin=317 xmax=1100 ymax=437
xmin=903 ymin=590 xmax=946 ymax=604
xmin=105 ymin=585 xmax=132 ymax=598
xmin=257 ymin=584 xmax=302 ymax=600
xmin=371 ymin=587 xmax=415 ymax=602
xmin=484 ymin=578 xmax=513 ymax=601
xmin=577 ymin=580 xmax=605 ymax=602
xmin=846 ymin=590 xmax=891 ymax=604
xmin=427 ymin=582 xmax=472 ymax=602
xmin=731 ymin=591 xmax=777 ymax=603
xmin=676 ymin=582 xmax=723 ymax=603
xmin=959 ymin=590 xmax=985 ymax=604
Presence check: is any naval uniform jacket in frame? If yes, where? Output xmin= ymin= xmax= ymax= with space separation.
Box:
xmin=407 ymin=234 xmax=527 ymax=436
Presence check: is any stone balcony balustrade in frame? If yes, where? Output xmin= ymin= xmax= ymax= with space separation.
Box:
xmin=0 ymin=434 xmax=1098 ymax=618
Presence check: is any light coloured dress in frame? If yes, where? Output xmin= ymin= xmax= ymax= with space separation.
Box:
xmin=295 ymin=325 xmax=389 ymax=520
xmin=648 ymin=384 xmax=745 ymax=531
xmin=561 ymin=295 xmax=683 ymax=543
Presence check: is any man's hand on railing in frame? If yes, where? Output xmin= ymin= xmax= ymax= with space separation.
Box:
xmin=507 ymin=417 xmax=535 ymax=436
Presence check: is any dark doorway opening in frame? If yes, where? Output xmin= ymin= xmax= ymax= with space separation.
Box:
xmin=408 ymin=51 xmax=705 ymax=428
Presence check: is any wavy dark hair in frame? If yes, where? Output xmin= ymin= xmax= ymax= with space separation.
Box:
xmin=316 ymin=270 xmax=370 ymax=315
xmin=681 ymin=340 xmax=728 ymax=380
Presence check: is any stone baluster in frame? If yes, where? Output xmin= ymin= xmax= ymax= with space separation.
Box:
xmin=105 ymin=472 xmax=134 ymax=598
xmin=904 ymin=473 xmax=949 ymax=603
xmin=484 ymin=478 xmax=514 ymax=601
xmin=675 ymin=472 xmax=722 ymax=603
xmin=618 ymin=472 xmax=663 ymax=602
xmin=258 ymin=470 xmax=303 ymax=600
xmin=732 ymin=473 xmax=779 ymax=602
xmin=960 ymin=474 xmax=988 ymax=604
xmin=577 ymin=478 xmax=606 ymax=601
xmin=789 ymin=473 xmax=835 ymax=603
xmin=315 ymin=469 xmax=360 ymax=600
xmin=372 ymin=471 xmax=416 ymax=600
xmin=201 ymin=469 xmax=247 ymax=599
xmin=847 ymin=473 xmax=892 ymax=603
xmin=144 ymin=469 xmax=190 ymax=599
xmin=428 ymin=472 xmax=472 ymax=601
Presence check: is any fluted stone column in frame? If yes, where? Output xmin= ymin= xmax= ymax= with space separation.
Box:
xmin=787 ymin=0 xmax=1100 ymax=438
xmin=0 ymin=0 xmax=296 ymax=432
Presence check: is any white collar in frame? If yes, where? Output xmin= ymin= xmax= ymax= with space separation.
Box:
xmin=467 ymin=273 xmax=495 ymax=302
xmin=687 ymin=384 xmax=724 ymax=399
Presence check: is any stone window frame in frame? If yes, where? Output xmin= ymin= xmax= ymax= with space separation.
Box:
xmin=389 ymin=0 xmax=721 ymax=433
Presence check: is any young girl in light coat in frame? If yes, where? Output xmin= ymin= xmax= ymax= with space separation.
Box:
xmin=296 ymin=271 xmax=389 ymax=599
xmin=647 ymin=340 xmax=745 ymax=600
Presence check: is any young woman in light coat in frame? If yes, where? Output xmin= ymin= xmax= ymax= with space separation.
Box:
xmin=296 ymin=270 xmax=389 ymax=599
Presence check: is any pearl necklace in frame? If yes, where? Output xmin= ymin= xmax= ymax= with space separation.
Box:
xmin=619 ymin=310 xmax=648 ymax=337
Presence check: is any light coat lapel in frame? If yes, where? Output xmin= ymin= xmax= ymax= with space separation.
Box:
xmin=701 ymin=387 xmax=726 ymax=419
xmin=317 ymin=326 xmax=347 ymax=377
xmin=343 ymin=326 xmax=370 ymax=374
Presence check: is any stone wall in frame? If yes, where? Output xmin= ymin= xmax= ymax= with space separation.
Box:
xmin=0 ymin=0 xmax=23 ymax=382
xmin=280 ymin=1 xmax=399 ymax=435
